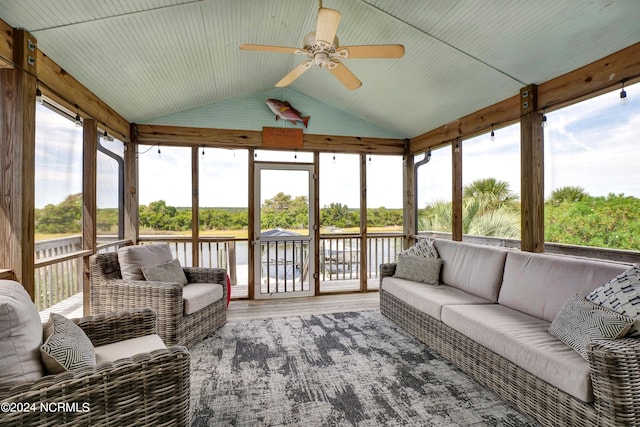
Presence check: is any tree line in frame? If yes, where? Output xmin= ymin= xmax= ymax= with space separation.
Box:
xmin=34 ymin=181 xmax=640 ymax=251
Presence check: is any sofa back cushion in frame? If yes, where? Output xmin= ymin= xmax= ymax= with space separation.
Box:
xmin=0 ymin=280 xmax=44 ymax=386
xmin=117 ymin=243 xmax=174 ymax=280
xmin=432 ymin=239 xmax=508 ymax=302
xmin=499 ymin=251 xmax=629 ymax=322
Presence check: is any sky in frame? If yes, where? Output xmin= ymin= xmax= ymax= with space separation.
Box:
xmin=35 ymin=82 xmax=639 ymax=210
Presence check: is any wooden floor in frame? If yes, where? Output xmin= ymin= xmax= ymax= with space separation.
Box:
xmin=227 ymin=291 xmax=380 ymax=322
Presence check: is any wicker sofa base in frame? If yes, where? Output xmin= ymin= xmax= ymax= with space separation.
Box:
xmin=380 ymin=290 xmax=603 ymax=427
xmin=180 ymin=296 xmax=227 ymax=347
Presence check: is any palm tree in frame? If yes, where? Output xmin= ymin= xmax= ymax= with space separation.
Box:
xmin=547 ymin=186 xmax=589 ymax=205
xmin=419 ymin=178 xmax=520 ymax=238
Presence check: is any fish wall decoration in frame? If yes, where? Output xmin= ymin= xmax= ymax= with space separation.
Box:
xmin=266 ymin=98 xmax=310 ymax=128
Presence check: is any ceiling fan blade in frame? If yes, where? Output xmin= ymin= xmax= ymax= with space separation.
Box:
xmin=275 ymin=60 xmax=312 ymax=87
xmin=315 ymin=8 xmax=341 ymax=45
xmin=328 ymin=61 xmax=362 ymax=90
xmin=338 ymin=44 xmax=405 ymax=59
xmin=239 ymin=44 xmax=302 ymax=54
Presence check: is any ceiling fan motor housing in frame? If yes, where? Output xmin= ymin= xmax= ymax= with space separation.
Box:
xmin=303 ymin=31 xmax=340 ymax=67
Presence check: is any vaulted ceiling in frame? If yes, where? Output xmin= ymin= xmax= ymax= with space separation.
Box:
xmin=0 ymin=0 xmax=638 ymax=139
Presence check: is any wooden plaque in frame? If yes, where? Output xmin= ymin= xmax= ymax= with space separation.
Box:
xmin=262 ymin=127 xmax=303 ymax=149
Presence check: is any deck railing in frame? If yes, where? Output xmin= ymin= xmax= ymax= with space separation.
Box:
xmin=34 ymin=236 xmax=129 ymax=311
xmin=35 ymin=231 xmax=639 ymax=311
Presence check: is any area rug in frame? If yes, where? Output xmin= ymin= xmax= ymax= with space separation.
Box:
xmin=190 ymin=311 xmax=538 ymax=426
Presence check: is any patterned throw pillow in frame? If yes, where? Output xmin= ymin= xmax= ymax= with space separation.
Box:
xmin=549 ymin=294 xmax=634 ymax=361
xmin=398 ymin=238 xmax=439 ymax=260
xmin=586 ymin=264 xmax=640 ymax=337
xmin=393 ymin=254 xmax=442 ymax=285
xmin=41 ymin=313 xmax=96 ymax=374
xmin=141 ymin=258 xmax=188 ymax=285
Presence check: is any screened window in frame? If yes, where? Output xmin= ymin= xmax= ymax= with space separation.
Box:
xmin=544 ymin=82 xmax=640 ymax=251
xmin=462 ymin=123 xmax=521 ymax=239
xmin=417 ymin=146 xmax=452 ymax=235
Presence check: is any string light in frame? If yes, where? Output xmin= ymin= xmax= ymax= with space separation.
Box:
xmin=157 ymin=145 xmax=161 ymax=156
xmin=332 ymin=152 xmax=336 ymax=163
xmin=35 ymin=88 xmax=43 ymax=104
xmin=541 ymin=109 xmax=548 ymax=128
xmin=620 ymin=81 xmax=629 ymax=106
xmin=490 ymin=124 xmax=495 ymax=141
xmin=454 ymin=140 xmax=460 ymax=153
xmin=201 ymin=146 xmax=205 ymax=158
xmin=74 ymin=105 xmax=82 ymax=127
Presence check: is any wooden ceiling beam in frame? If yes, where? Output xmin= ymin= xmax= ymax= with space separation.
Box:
xmin=410 ymin=41 xmax=640 ymax=153
xmin=134 ymin=124 xmax=405 ymax=155
xmin=0 ymin=18 xmax=130 ymax=140
xmin=37 ymin=50 xmax=130 ymax=141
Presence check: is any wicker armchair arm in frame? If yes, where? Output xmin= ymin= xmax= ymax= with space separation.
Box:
xmin=0 ymin=346 xmax=190 ymax=426
xmin=183 ymin=267 xmax=227 ymax=302
xmin=379 ymin=263 xmax=397 ymax=286
xmin=588 ymin=337 xmax=640 ymax=425
xmin=73 ymin=308 xmax=157 ymax=347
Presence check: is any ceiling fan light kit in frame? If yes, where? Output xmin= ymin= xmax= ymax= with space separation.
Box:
xmin=240 ymin=5 xmax=404 ymax=90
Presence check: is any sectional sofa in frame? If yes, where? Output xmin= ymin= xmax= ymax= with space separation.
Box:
xmin=380 ymin=238 xmax=640 ymax=427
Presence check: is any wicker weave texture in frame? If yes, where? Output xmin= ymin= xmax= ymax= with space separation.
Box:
xmin=0 ymin=310 xmax=190 ymax=426
xmin=90 ymin=252 xmax=227 ymax=347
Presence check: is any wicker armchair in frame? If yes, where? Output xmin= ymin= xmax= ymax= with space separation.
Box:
xmin=0 ymin=308 xmax=190 ymax=426
xmin=89 ymin=251 xmax=227 ymax=347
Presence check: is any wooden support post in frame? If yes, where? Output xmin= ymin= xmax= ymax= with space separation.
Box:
xmin=82 ymin=119 xmax=97 ymax=315
xmin=403 ymin=141 xmax=415 ymax=249
xmin=124 ymin=124 xmax=139 ymax=244
xmin=360 ymin=154 xmax=368 ymax=291
xmin=520 ymin=85 xmax=545 ymax=252
xmin=313 ymin=153 xmax=320 ymax=295
xmin=247 ymin=148 xmax=255 ymax=299
xmin=452 ymin=140 xmax=463 ymax=241
xmin=0 ymin=29 xmax=37 ymax=297
xmin=191 ymin=146 xmax=200 ymax=267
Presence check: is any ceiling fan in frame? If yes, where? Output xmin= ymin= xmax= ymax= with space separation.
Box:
xmin=239 ymin=1 xmax=404 ymax=90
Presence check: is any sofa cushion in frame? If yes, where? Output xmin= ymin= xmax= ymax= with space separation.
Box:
xmin=182 ymin=283 xmax=224 ymax=315
xmin=393 ymin=255 xmax=441 ymax=285
xmin=141 ymin=258 xmax=188 ymax=285
xmin=117 ymin=243 xmax=174 ymax=280
xmin=0 ymin=280 xmax=44 ymax=386
xmin=398 ymin=238 xmax=439 ymax=260
xmin=432 ymin=239 xmax=508 ymax=302
xmin=441 ymin=303 xmax=594 ymax=403
xmin=94 ymin=334 xmax=167 ymax=364
xmin=549 ymin=294 xmax=634 ymax=360
xmin=586 ymin=264 xmax=640 ymax=337
xmin=499 ymin=251 xmax=629 ymax=322
xmin=41 ymin=313 xmax=96 ymax=374
xmin=382 ymin=277 xmax=493 ymax=320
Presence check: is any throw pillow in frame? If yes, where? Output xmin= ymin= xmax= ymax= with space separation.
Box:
xmin=586 ymin=264 xmax=640 ymax=337
xmin=117 ymin=243 xmax=174 ymax=280
xmin=41 ymin=312 xmax=96 ymax=374
xmin=141 ymin=258 xmax=188 ymax=285
xmin=393 ymin=254 xmax=442 ymax=285
xmin=0 ymin=280 xmax=45 ymax=386
xmin=398 ymin=238 xmax=439 ymax=260
xmin=549 ymin=294 xmax=634 ymax=361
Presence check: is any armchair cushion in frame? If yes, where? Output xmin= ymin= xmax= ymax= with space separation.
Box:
xmin=117 ymin=243 xmax=173 ymax=280
xmin=0 ymin=280 xmax=44 ymax=386
xmin=41 ymin=313 xmax=96 ymax=374
xmin=183 ymin=282 xmax=224 ymax=315
xmin=94 ymin=334 xmax=167 ymax=364
xmin=141 ymin=258 xmax=188 ymax=285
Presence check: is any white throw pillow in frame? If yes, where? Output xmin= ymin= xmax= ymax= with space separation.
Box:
xmin=141 ymin=258 xmax=188 ymax=285
xmin=549 ymin=294 xmax=634 ymax=361
xmin=586 ymin=264 xmax=640 ymax=337
xmin=117 ymin=243 xmax=174 ymax=280
xmin=0 ymin=280 xmax=45 ymax=386
xmin=393 ymin=254 xmax=442 ymax=285
xmin=41 ymin=313 xmax=96 ymax=374
xmin=398 ymin=238 xmax=439 ymax=260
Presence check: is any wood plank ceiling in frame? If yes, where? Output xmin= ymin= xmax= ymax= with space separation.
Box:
xmin=0 ymin=0 xmax=638 ymax=139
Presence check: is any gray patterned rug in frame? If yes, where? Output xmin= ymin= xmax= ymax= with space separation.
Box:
xmin=190 ymin=311 xmax=538 ymax=426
